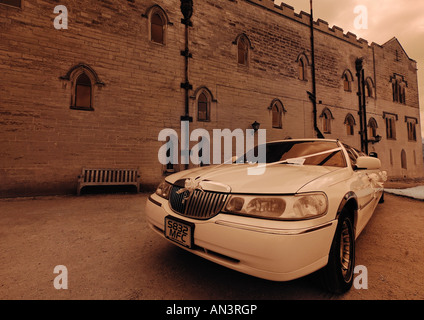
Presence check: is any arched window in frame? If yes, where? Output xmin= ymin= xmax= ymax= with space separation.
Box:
xmin=75 ymin=73 xmax=92 ymax=109
xmin=320 ymin=108 xmax=333 ymax=134
xmin=298 ymin=59 xmax=305 ymax=80
xmin=342 ymin=70 xmax=353 ymax=92
xmin=272 ymin=104 xmax=281 ymax=129
xmin=197 ymin=91 xmax=210 ymax=121
xmin=238 ymin=36 xmax=249 ymax=65
xmin=270 ymin=100 xmax=285 ymax=129
xmin=233 ymin=34 xmax=252 ymax=66
xmin=365 ymin=78 xmax=374 ymax=98
xmin=60 ymin=63 xmax=104 ymax=111
xmin=401 ymin=149 xmax=407 ymax=169
xmin=144 ymin=5 xmax=170 ymax=45
xmin=296 ymin=53 xmax=309 ymax=81
xmin=368 ymin=117 xmax=378 ymax=138
xmin=151 ymin=12 xmax=165 ymax=44
xmin=344 ymin=114 xmax=356 ymax=136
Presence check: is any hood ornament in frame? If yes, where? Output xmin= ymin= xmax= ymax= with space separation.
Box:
xmin=176 ymin=178 xmax=203 ymax=203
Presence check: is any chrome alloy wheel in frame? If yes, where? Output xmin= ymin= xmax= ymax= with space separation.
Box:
xmin=340 ymin=220 xmax=353 ymax=281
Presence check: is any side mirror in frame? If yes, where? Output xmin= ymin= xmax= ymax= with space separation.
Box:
xmin=355 ymin=156 xmax=381 ymax=170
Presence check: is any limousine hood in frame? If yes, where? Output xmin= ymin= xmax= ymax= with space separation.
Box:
xmin=165 ymin=164 xmax=340 ymax=194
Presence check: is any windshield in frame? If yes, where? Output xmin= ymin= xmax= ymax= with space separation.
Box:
xmin=240 ymin=140 xmax=347 ymax=167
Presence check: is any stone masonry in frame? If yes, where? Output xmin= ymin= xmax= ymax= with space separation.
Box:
xmin=0 ymin=0 xmax=422 ymax=197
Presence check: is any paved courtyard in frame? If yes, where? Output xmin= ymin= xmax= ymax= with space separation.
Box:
xmin=0 ymin=191 xmax=424 ymax=300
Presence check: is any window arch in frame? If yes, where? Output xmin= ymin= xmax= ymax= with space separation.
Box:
xmin=365 ymin=77 xmax=374 ymax=98
xmin=344 ymin=113 xmax=356 ymax=136
xmin=342 ymin=70 xmax=354 ymax=92
xmin=197 ymin=91 xmax=210 ymax=121
xmin=75 ymin=73 xmax=92 ymax=109
xmin=233 ymin=33 xmax=253 ymax=66
xmin=368 ymin=117 xmax=378 ymax=138
xmin=401 ymin=149 xmax=407 ymax=169
xmin=320 ymin=108 xmax=334 ymax=134
xmin=296 ymin=53 xmax=309 ymax=81
xmin=60 ymin=63 xmax=104 ymax=111
xmin=269 ymin=99 xmax=286 ymax=129
xmin=144 ymin=5 xmax=170 ymax=45
xmin=151 ymin=12 xmax=165 ymax=44
xmin=191 ymin=86 xmax=216 ymax=122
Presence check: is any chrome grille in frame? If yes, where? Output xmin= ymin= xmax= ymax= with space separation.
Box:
xmin=169 ymin=185 xmax=229 ymax=220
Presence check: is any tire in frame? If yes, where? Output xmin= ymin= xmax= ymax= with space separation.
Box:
xmin=320 ymin=208 xmax=355 ymax=294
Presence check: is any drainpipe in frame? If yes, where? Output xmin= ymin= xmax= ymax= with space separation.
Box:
xmin=355 ymin=58 xmax=366 ymax=153
xmin=180 ymin=0 xmax=193 ymax=170
xmin=361 ymin=67 xmax=369 ymax=155
xmin=309 ymin=0 xmax=324 ymax=139
xmin=180 ymin=0 xmax=193 ymax=122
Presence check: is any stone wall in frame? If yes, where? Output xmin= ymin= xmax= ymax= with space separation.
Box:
xmin=0 ymin=0 xmax=422 ymax=197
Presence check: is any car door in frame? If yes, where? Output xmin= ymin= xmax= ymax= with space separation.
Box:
xmin=344 ymin=145 xmax=376 ymax=236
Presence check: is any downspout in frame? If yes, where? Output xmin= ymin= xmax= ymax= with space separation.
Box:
xmin=361 ymin=67 xmax=369 ymax=155
xmin=355 ymin=58 xmax=365 ymax=153
xmin=180 ymin=0 xmax=193 ymax=122
xmin=309 ymin=0 xmax=324 ymax=139
xmin=180 ymin=0 xmax=193 ymax=170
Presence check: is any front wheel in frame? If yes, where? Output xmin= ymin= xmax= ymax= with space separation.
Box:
xmin=320 ymin=209 xmax=355 ymax=294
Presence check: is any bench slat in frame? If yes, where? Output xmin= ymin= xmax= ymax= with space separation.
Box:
xmin=77 ymin=168 xmax=141 ymax=195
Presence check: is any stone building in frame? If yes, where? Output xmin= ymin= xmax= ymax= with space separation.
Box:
xmin=0 ymin=0 xmax=422 ymax=197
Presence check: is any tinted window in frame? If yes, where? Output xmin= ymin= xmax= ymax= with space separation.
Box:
xmin=242 ymin=141 xmax=347 ymax=168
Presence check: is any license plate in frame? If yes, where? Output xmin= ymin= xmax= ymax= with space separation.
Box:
xmin=164 ymin=216 xmax=194 ymax=249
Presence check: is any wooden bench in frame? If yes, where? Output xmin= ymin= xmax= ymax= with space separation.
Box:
xmin=77 ymin=168 xmax=141 ymax=195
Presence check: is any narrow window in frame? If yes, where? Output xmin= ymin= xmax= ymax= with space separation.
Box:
xmin=75 ymin=73 xmax=92 ymax=109
xmin=298 ymin=59 xmax=305 ymax=81
xmin=238 ymin=37 xmax=249 ymax=66
xmin=321 ymin=108 xmax=333 ymax=134
xmin=385 ymin=116 xmax=396 ymax=140
xmin=365 ymin=78 xmax=374 ymax=98
xmin=151 ymin=13 xmax=165 ymax=44
xmin=407 ymin=119 xmax=417 ymax=141
xmin=345 ymin=114 xmax=355 ymax=136
xmin=368 ymin=118 xmax=378 ymax=138
xmin=343 ymin=74 xmax=351 ymax=92
xmin=392 ymin=78 xmax=406 ymax=104
xmin=197 ymin=92 xmax=209 ymax=121
xmin=392 ymin=81 xmax=398 ymax=102
xmin=401 ymin=149 xmax=407 ymax=169
xmin=400 ymin=86 xmax=406 ymax=104
xmin=272 ymin=104 xmax=282 ymax=128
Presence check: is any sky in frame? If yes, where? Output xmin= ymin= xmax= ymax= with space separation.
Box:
xmin=275 ymin=0 xmax=424 ymax=140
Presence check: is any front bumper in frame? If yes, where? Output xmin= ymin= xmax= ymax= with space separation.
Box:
xmin=146 ymin=194 xmax=338 ymax=282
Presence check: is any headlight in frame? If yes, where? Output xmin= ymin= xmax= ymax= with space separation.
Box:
xmin=223 ymin=192 xmax=327 ymax=220
xmin=292 ymin=193 xmax=328 ymax=219
xmin=155 ymin=180 xmax=172 ymax=199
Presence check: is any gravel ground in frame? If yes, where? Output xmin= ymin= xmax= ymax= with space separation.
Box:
xmin=0 ymin=190 xmax=423 ymax=300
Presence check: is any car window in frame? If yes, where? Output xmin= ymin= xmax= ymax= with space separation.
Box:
xmin=343 ymin=144 xmax=361 ymax=167
xmin=242 ymin=141 xmax=347 ymax=167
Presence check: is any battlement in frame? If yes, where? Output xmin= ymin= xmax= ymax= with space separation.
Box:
xmin=245 ymin=0 xmax=373 ymax=49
